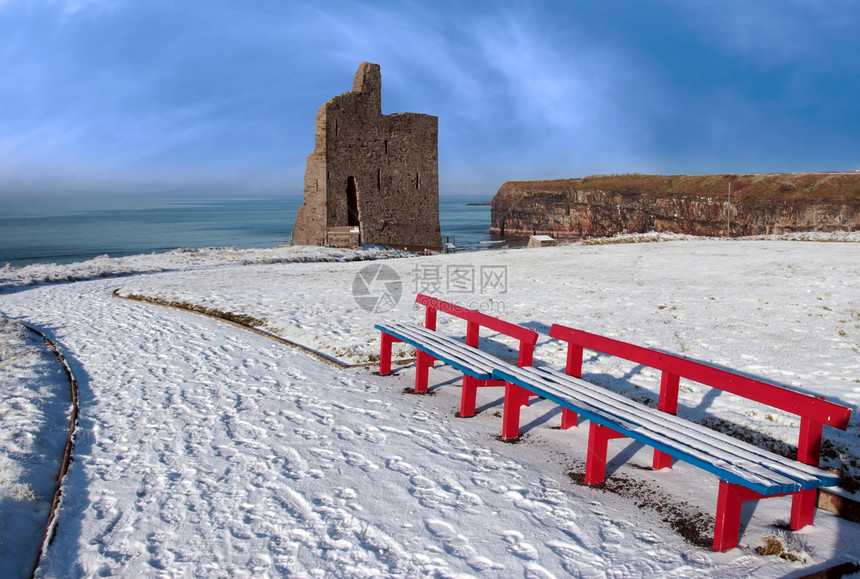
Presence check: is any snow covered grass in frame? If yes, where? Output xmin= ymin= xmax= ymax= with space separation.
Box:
xmin=0 ymin=244 xmax=412 ymax=291
xmin=0 ymin=234 xmax=858 ymax=577
xmin=0 ymin=317 xmax=70 ymax=578
xmin=754 ymin=531 xmax=814 ymax=563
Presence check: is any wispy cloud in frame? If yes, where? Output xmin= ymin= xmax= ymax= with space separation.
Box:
xmin=1 ymin=0 xmax=858 ymax=191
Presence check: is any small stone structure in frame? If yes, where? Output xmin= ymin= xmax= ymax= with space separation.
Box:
xmin=527 ymin=235 xmax=556 ymax=248
xmin=293 ymin=63 xmax=442 ymax=252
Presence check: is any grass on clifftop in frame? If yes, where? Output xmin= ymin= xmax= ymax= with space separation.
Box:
xmin=500 ymin=172 xmax=860 ymax=206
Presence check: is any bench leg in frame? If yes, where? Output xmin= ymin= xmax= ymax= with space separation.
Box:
xmin=502 ymin=382 xmax=525 ymax=440
xmin=415 ymin=350 xmax=431 ymax=393
xmin=652 ymin=449 xmax=674 ymax=470
xmin=379 ymin=333 xmax=393 ymax=375
xmin=585 ymin=423 xmax=626 ymax=485
xmin=714 ymin=481 xmax=770 ymax=552
xmin=713 ymin=482 xmax=776 ymax=552
xmin=790 ymin=488 xmax=817 ymax=530
xmin=460 ymin=375 xmax=478 ymax=417
xmin=714 ymin=481 xmax=744 ymax=552
xmin=561 ymin=408 xmax=578 ymax=429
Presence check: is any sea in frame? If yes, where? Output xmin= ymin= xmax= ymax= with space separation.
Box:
xmin=0 ymin=191 xmax=523 ymax=267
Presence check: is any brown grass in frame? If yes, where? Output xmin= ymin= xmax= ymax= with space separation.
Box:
xmin=754 ymin=535 xmax=810 ymax=563
xmin=567 ymin=469 xmax=714 ymax=548
xmin=498 ymin=172 xmax=860 ymax=207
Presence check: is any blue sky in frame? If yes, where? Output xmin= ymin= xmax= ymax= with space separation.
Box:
xmin=1 ymin=0 xmax=859 ymax=196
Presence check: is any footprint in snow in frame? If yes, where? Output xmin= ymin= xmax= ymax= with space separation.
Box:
xmin=342 ymin=450 xmax=379 ymax=472
xmin=424 ymin=519 xmax=503 ymax=572
xmin=356 ymin=425 xmax=387 ymax=444
xmin=598 ymin=520 xmax=626 ymax=549
xmin=335 ymin=487 xmax=358 ymax=500
xmin=308 ymin=447 xmax=337 ymax=469
xmin=93 ymin=494 xmax=119 ymax=520
xmin=385 ymin=456 xmax=420 ymax=477
xmin=411 ymin=410 xmax=431 ymax=422
xmin=547 ymin=540 xmax=604 ymax=577
xmin=294 ymin=428 xmax=321 ymax=440
xmin=409 ymin=476 xmax=461 ymax=510
xmin=502 ymin=530 xmax=539 ymax=560
xmin=524 ymin=562 xmax=559 ymax=579
xmin=332 ymin=425 xmax=356 ymax=441
xmin=471 ymin=475 xmax=509 ymax=494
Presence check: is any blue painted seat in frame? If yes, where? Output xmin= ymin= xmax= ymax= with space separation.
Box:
xmin=493 ymin=357 xmax=847 ymax=552
xmin=376 ymin=294 xmax=537 ymax=418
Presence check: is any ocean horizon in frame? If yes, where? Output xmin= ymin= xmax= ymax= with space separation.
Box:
xmin=0 ymin=191 xmax=517 ymax=267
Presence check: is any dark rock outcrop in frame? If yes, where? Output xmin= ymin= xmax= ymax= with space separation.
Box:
xmin=491 ymin=173 xmax=860 ymax=238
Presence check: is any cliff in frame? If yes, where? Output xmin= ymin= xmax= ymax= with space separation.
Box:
xmin=490 ymin=173 xmax=860 ymax=239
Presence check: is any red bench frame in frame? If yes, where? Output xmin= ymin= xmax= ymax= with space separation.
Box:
xmin=379 ymin=294 xmax=538 ymax=418
xmin=549 ymin=323 xmax=852 ymax=551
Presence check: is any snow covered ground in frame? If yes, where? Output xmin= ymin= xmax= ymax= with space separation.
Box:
xmin=1 ymin=235 xmax=859 ymax=577
xmin=0 ymin=319 xmax=70 ymax=578
xmin=0 ymin=245 xmax=411 ymax=292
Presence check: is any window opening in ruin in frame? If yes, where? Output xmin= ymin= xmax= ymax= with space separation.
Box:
xmin=346 ymin=176 xmax=359 ymax=227
xmin=415 ymin=173 xmax=420 ymax=190
xmin=377 ymin=170 xmax=381 ymax=191
xmin=384 ymin=140 xmax=389 ymax=155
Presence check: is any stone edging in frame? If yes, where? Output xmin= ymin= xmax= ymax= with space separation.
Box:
xmin=22 ymin=325 xmax=79 ymax=579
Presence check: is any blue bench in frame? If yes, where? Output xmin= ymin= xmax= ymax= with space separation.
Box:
xmin=494 ymin=324 xmax=852 ymax=552
xmin=376 ymin=294 xmax=538 ymax=418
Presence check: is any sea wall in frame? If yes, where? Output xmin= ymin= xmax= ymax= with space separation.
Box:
xmin=490 ymin=173 xmax=860 ymax=238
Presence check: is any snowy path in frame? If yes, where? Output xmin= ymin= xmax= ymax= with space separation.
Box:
xmin=0 ymin=273 xmax=854 ymax=577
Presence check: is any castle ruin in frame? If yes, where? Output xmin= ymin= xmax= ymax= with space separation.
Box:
xmin=292 ymin=62 xmax=441 ymax=252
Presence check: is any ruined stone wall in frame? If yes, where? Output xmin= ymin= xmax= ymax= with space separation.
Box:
xmin=293 ymin=63 xmax=441 ymax=251
xmin=292 ymin=102 xmax=329 ymax=246
xmin=491 ymin=174 xmax=860 ymax=239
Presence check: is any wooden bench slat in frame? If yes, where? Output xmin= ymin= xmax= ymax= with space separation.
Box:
xmin=376 ymin=323 xmax=499 ymax=378
xmin=498 ymin=367 xmax=796 ymax=494
xmin=495 ymin=365 xmax=834 ymax=495
xmin=379 ymin=323 xmax=500 ymax=373
xmin=530 ymin=367 xmax=839 ymax=487
xmin=498 ymin=366 xmax=798 ymax=494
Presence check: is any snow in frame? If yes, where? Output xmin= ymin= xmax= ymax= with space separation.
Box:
xmin=0 ymin=319 xmax=70 ymax=578
xmin=0 ymin=245 xmax=411 ymax=292
xmin=1 ymin=234 xmax=859 ymax=577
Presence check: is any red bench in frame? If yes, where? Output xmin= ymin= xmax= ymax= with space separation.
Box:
xmin=375 ymin=294 xmax=538 ymax=418
xmin=494 ymin=324 xmax=852 ymax=551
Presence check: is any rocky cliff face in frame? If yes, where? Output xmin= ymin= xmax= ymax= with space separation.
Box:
xmin=490 ymin=173 xmax=860 ymax=238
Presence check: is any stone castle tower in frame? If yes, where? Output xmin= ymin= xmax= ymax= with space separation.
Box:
xmin=292 ymin=62 xmax=441 ymax=251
